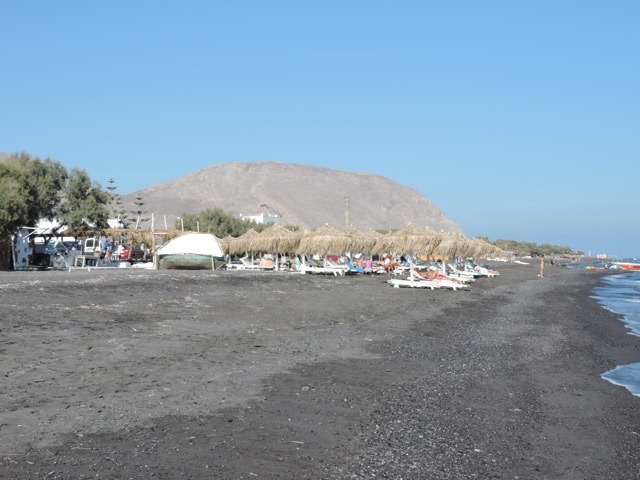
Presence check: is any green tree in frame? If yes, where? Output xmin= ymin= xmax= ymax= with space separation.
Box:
xmin=59 ymin=168 xmax=110 ymax=234
xmin=0 ymin=166 xmax=28 ymax=240
xmin=130 ymin=194 xmax=149 ymax=229
xmin=179 ymin=208 xmax=272 ymax=237
xmin=0 ymin=152 xmax=69 ymax=270
xmin=0 ymin=152 xmax=67 ymax=239
xmin=492 ymin=238 xmax=580 ymax=256
xmin=0 ymin=152 xmax=112 ymax=269
xmin=105 ymin=178 xmax=129 ymax=228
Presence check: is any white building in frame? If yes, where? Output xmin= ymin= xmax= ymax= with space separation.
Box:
xmin=239 ymin=212 xmax=280 ymax=225
xmin=107 ymin=218 xmax=126 ymax=229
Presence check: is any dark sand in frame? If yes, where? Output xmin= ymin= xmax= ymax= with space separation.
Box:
xmin=1 ymin=263 xmax=640 ymax=479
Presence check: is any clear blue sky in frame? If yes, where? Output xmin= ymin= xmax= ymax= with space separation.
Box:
xmin=1 ymin=1 xmax=638 ymax=257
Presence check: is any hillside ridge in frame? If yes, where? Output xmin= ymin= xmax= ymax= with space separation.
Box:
xmin=121 ymin=161 xmax=463 ymax=233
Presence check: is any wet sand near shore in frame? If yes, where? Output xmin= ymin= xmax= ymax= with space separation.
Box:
xmin=1 ymin=263 xmax=640 ymax=479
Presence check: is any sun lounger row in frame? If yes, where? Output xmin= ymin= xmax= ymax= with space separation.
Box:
xmin=387 ymin=277 xmax=470 ymax=290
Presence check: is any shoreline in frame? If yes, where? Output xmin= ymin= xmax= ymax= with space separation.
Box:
xmin=1 ymin=264 xmax=640 ymax=478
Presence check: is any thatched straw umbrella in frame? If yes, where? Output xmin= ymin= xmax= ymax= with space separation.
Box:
xmin=343 ymin=226 xmax=380 ymax=255
xmin=461 ymin=237 xmax=481 ymax=260
xmin=104 ymin=228 xmax=184 ymax=245
xmin=227 ymin=228 xmax=262 ymax=264
xmin=374 ymin=224 xmax=442 ymax=259
xmin=251 ymin=224 xmax=300 ymax=253
xmin=294 ymin=224 xmax=357 ymax=270
xmin=229 ymin=229 xmax=258 ymax=255
xmin=250 ymin=224 xmax=301 ymax=271
xmin=218 ymin=235 xmax=235 ymax=255
xmin=373 ymin=224 xmax=443 ymax=281
xmin=296 ymin=224 xmax=346 ymax=257
xmin=484 ymin=239 xmax=503 ymax=258
xmin=467 ymin=237 xmax=502 ymax=259
xmin=435 ymin=231 xmax=469 ymax=272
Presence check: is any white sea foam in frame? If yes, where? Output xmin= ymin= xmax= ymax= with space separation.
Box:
xmin=598 ymin=270 xmax=640 ymax=397
xmin=602 ymin=364 xmax=640 ymax=397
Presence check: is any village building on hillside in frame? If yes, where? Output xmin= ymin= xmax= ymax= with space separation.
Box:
xmin=239 ymin=204 xmax=281 ymax=225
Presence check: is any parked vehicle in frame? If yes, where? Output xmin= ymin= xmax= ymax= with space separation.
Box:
xmin=84 ymin=237 xmax=101 ymax=255
xmin=51 ymin=240 xmax=79 ymax=254
xmin=119 ymin=244 xmax=147 ymax=262
xmin=30 ymin=243 xmax=58 ymax=267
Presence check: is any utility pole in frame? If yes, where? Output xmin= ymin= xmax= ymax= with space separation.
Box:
xmin=344 ymin=196 xmax=350 ymax=228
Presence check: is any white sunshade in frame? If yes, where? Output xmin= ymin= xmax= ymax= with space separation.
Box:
xmin=157 ymin=233 xmax=224 ymax=257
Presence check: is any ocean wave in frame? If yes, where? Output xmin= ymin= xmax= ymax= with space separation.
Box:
xmin=602 ymin=363 xmax=640 ymax=397
xmin=595 ymin=275 xmax=640 ymax=395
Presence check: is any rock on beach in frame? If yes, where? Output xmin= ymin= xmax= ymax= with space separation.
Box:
xmin=0 ymin=263 xmax=639 ymax=478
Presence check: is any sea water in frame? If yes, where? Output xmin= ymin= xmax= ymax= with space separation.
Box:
xmin=592 ymin=270 xmax=640 ymax=396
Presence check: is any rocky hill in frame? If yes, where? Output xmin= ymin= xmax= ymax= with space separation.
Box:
xmin=121 ymin=162 xmax=462 ymax=233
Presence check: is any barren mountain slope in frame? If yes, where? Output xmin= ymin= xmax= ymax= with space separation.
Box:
xmin=121 ymin=162 xmax=463 ymax=232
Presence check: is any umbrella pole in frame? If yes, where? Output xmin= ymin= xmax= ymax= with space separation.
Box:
xmin=409 ymin=255 xmax=415 ymax=282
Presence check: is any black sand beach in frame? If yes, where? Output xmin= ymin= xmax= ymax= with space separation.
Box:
xmin=1 ymin=263 xmax=640 ymax=479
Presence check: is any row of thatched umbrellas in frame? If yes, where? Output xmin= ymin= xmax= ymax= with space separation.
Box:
xmin=217 ymin=223 xmax=502 ymax=260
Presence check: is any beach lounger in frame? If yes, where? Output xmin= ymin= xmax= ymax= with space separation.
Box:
xmin=228 ymin=257 xmax=275 ymax=271
xmin=301 ymin=265 xmax=346 ymax=276
xmin=447 ymin=264 xmax=476 ymax=281
xmin=389 ymin=270 xmax=470 ymax=291
xmin=346 ymin=260 xmax=364 ymax=274
xmin=472 ymin=265 xmax=498 ymax=278
xmin=387 ymin=278 xmax=441 ymax=289
xmin=391 ymin=265 xmax=410 ymax=276
xmin=387 ymin=276 xmax=470 ymax=290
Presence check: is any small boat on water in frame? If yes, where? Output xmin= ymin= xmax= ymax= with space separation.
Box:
xmin=612 ymin=261 xmax=640 ymax=271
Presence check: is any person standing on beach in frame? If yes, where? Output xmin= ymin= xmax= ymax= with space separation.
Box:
xmin=539 ymin=254 xmax=545 ymax=277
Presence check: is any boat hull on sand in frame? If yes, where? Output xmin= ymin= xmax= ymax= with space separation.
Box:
xmin=158 ymin=254 xmax=226 ymax=270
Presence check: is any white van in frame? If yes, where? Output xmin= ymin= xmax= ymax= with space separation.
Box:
xmin=83 ymin=237 xmax=103 ymax=256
